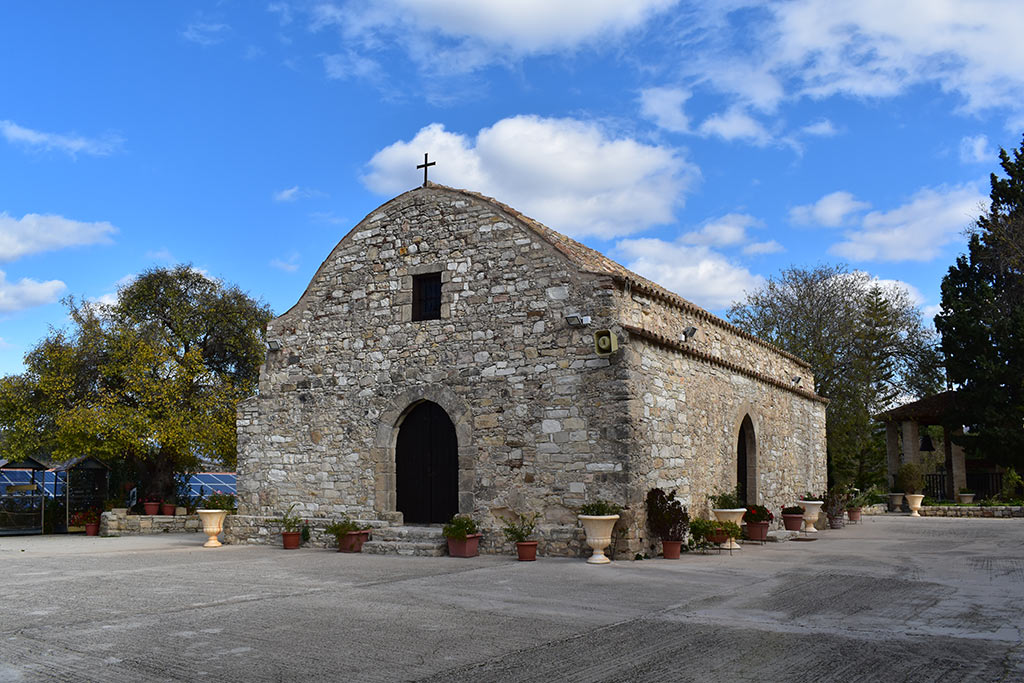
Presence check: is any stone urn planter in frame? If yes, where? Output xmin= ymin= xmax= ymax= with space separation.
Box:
xmin=887 ymin=493 xmax=905 ymax=512
xmin=782 ymin=514 xmax=804 ymax=531
xmin=905 ymin=494 xmax=925 ymax=517
xmin=197 ymin=509 xmax=228 ymax=547
xmin=798 ymin=500 xmax=823 ymax=533
xmin=578 ymin=515 xmax=619 ymax=564
xmin=712 ymin=509 xmax=745 ymax=549
xmin=957 ymin=492 xmax=975 ymax=504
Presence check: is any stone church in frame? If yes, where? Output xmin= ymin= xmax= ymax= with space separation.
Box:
xmin=230 ymin=182 xmax=827 ymax=555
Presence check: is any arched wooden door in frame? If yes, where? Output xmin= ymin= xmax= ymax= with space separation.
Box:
xmin=396 ymin=401 xmax=458 ymax=524
xmin=737 ymin=415 xmax=756 ymax=505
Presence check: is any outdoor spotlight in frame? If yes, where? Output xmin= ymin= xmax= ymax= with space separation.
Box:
xmin=681 ymin=326 xmax=698 ymax=342
xmin=564 ymin=313 xmax=591 ymax=327
xmin=267 ymin=340 xmax=282 ymax=351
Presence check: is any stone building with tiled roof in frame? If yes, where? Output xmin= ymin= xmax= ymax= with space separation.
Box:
xmin=231 ymin=183 xmax=827 ymax=556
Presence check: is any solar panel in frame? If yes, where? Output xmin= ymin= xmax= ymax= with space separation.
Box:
xmin=2 ymin=470 xmax=235 ymax=499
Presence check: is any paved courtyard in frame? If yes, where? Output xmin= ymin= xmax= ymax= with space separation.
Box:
xmin=1 ymin=515 xmax=1022 ymax=682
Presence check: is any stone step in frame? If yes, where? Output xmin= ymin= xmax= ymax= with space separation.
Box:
xmin=361 ymin=525 xmax=448 ymax=557
xmin=362 ymin=540 xmax=447 ymax=557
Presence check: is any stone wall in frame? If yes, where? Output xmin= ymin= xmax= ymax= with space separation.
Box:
xmin=919 ymin=505 xmax=1024 ymax=517
xmin=100 ymin=509 xmax=201 ymax=535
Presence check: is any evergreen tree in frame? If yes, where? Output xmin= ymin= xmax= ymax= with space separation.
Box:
xmin=935 ymin=136 xmax=1024 ymax=467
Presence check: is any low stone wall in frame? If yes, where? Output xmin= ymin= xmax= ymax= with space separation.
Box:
xmin=919 ymin=505 xmax=1024 ymax=518
xmin=101 ymin=508 xmax=202 ymax=536
xmin=860 ymin=504 xmax=889 ymax=516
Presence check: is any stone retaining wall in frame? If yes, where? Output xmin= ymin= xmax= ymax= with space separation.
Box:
xmin=101 ymin=508 xmax=201 ymax=536
xmin=919 ymin=505 xmax=1024 ymax=518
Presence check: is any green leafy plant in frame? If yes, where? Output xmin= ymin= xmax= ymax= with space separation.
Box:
xmin=272 ymin=503 xmax=304 ymax=533
xmin=742 ymin=504 xmax=773 ymax=523
xmin=896 ymin=462 xmax=924 ymax=495
xmin=578 ymin=500 xmax=622 ymax=516
xmin=958 ymin=487 xmax=974 ymax=494
xmin=846 ymin=487 xmax=877 ymax=509
xmin=324 ymin=517 xmax=366 ymax=537
xmin=781 ymin=505 xmax=804 ymax=515
xmin=646 ymin=488 xmax=689 ymax=541
xmin=689 ymin=518 xmax=741 ymax=544
xmin=202 ymin=491 xmax=236 ymax=512
xmin=502 ymin=513 xmax=538 ymax=543
xmin=719 ymin=520 xmax=742 ymax=539
xmin=442 ymin=514 xmax=478 ymax=541
xmin=1000 ymin=468 xmax=1023 ymax=501
xmin=823 ymin=486 xmax=853 ymax=522
xmin=708 ymin=487 xmax=743 ymax=510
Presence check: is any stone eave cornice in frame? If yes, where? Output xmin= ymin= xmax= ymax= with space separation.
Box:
xmin=622 ymin=324 xmax=829 ymax=404
xmin=606 ymin=275 xmax=812 ymax=370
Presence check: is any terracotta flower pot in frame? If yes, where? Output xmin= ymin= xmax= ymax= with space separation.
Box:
xmin=143 ymin=502 xmax=160 ymax=515
xmin=447 ymin=533 xmax=482 ymax=558
xmin=846 ymin=507 xmax=862 ymax=523
xmin=516 ymin=541 xmax=538 ymax=561
xmin=337 ymin=530 xmax=368 ymax=553
xmin=578 ymin=514 xmax=619 ymax=564
xmin=85 ymin=523 xmax=99 ymax=536
xmin=745 ymin=520 xmax=769 ymax=542
xmin=661 ymin=540 xmax=682 ymax=559
xmin=198 ymin=509 xmax=228 ymax=547
xmin=282 ymin=531 xmax=302 ymax=549
xmin=160 ymin=503 xmax=176 ymax=516
xmin=782 ymin=514 xmax=804 ymax=531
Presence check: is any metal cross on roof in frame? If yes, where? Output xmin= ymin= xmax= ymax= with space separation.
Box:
xmin=416 ymin=153 xmax=436 ymax=186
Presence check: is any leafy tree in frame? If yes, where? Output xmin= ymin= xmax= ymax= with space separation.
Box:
xmin=0 ymin=266 xmax=272 ymax=499
xmin=935 ymin=136 xmax=1024 ymax=467
xmin=728 ymin=264 xmax=943 ymax=488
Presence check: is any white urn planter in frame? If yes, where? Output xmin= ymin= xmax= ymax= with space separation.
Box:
xmin=198 ymin=509 xmax=228 ymax=547
xmin=957 ymin=492 xmax=975 ymax=504
xmin=888 ymin=493 xmax=905 ymax=512
xmin=905 ymin=494 xmax=925 ymax=517
xmin=712 ymin=508 xmax=746 ymax=549
xmin=578 ymin=514 xmax=619 ymax=564
xmin=798 ymin=500 xmax=823 ymax=533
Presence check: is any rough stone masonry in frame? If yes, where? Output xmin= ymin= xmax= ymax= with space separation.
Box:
xmin=230 ymin=183 xmax=827 ymax=556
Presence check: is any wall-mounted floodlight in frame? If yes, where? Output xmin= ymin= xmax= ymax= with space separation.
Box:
xmin=680 ymin=326 xmax=698 ymax=342
xmin=564 ymin=313 xmax=592 ymax=327
xmin=792 ymin=376 xmax=802 ymax=386
xmin=267 ymin=340 xmax=282 ymax=351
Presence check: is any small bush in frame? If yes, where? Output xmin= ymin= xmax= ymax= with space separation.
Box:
xmin=442 ymin=514 xmax=478 ymax=540
xmin=502 ymin=513 xmax=538 ymax=543
xmin=896 ymin=462 xmax=924 ymax=495
xmin=708 ymin=487 xmax=743 ymax=509
xmin=579 ymin=500 xmax=622 ymax=516
xmin=646 ymin=488 xmax=689 ymax=541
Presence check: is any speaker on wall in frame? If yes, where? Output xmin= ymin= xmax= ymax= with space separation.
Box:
xmin=594 ymin=329 xmax=618 ymax=357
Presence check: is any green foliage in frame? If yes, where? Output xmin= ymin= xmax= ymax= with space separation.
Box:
xmin=708 ymin=487 xmax=743 ymax=510
xmin=578 ymin=500 xmax=622 ymax=516
xmin=728 ymin=265 xmax=943 ymax=489
xmin=0 ymin=266 xmax=272 ymax=499
xmin=272 ymin=503 xmax=304 ymax=533
xmin=501 ymin=513 xmax=538 ymax=543
xmin=324 ymin=517 xmax=367 ymax=537
xmin=1000 ymin=468 xmax=1023 ymax=501
xmin=742 ymin=504 xmax=774 ymax=523
xmin=442 ymin=514 xmax=478 ymax=540
xmin=895 ymin=462 xmax=924 ymax=495
xmin=781 ymin=505 xmax=804 ymax=515
xmin=936 ymin=136 xmax=1024 ymax=468
xmin=202 ymin=492 xmax=236 ymax=512
xmin=645 ymin=488 xmax=689 ymax=541
xmin=823 ymin=486 xmax=853 ymax=519
xmin=689 ymin=518 xmax=742 ymax=543
xmin=847 ymin=487 xmax=879 ymax=509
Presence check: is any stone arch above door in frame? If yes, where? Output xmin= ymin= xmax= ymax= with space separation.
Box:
xmin=372 ymin=385 xmax=475 ymax=520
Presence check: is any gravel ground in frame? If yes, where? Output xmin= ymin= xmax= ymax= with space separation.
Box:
xmin=1 ymin=515 xmax=1021 ymax=682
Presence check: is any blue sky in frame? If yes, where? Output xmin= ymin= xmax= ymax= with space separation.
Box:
xmin=2 ymin=1 xmax=1023 ymax=376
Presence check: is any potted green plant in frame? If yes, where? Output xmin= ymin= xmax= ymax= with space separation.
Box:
xmin=845 ymin=487 xmax=874 ymax=522
xmin=896 ymin=463 xmax=925 ymax=517
xmin=197 ymin=491 xmax=236 ymax=548
xmin=578 ymin=500 xmax=621 ymax=564
xmin=742 ymin=504 xmax=773 ymax=541
xmin=72 ymin=509 xmax=101 ymax=536
xmin=646 ymin=488 xmax=689 ymax=559
xmin=142 ymin=497 xmax=161 ymax=515
xmin=781 ymin=505 xmax=804 ymax=531
xmin=443 ymin=514 xmax=482 ymax=557
xmin=502 ymin=513 xmax=539 ymax=561
xmin=823 ymin=486 xmax=852 ymax=529
xmin=160 ymin=500 xmax=176 ymax=516
xmin=689 ymin=518 xmax=741 ymax=550
xmin=325 ymin=517 xmax=371 ymax=553
xmin=709 ymin=487 xmax=745 ymax=549
xmin=272 ymin=503 xmax=305 ymax=549
xmin=957 ymin=487 xmax=975 ymax=504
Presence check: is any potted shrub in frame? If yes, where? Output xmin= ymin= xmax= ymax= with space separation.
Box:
xmin=957 ymin=487 xmax=975 ymax=504
xmin=742 ymin=504 xmax=773 ymax=541
xmin=272 ymin=503 xmax=305 ymax=549
xmin=502 ymin=513 xmax=539 ymax=561
xmin=846 ymin=488 xmax=874 ymax=522
xmin=690 ymin=518 xmax=740 ymax=550
xmin=709 ymin=488 xmax=745 ymax=549
xmin=160 ymin=500 xmax=176 ymax=516
xmin=72 ymin=509 xmax=101 ymax=536
xmin=781 ymin=505 xmax=804 ymax=531
xmin=325 ymin=517 xmax=371 ymax=553
xmin=197 ymin=491 xmax=235 ymax=548
xmin=798 ymin=492 xmax=824 ymax=533
xmin=896 ymin=463 xmax=925 ymax=517
xmin=823 ymin=486 xmax=852 ymax=529
xmin=578 ymin=500 xmax=622 ymax=564
xmin=645 ymin=488 xmax=689 ymax=559
xmin=443 ymin=514 xmax=482 ymax=557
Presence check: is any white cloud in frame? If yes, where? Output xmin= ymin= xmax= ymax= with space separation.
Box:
xmin=613 ymin=238 xmax=763 ymax=310
xmin=267 ymin=2 xmax=293 ymax=26
xmin=959 ymin=134 xmax=992 ymax=164
xmin=182 ymin=22 xmax=230 ymax=46
xmin=323 ymin=51 xmax=386 ymax=82
xmin=145 ymin=247 xmax=175 ymax=263
xmin=801 ymin=119 xmax=838 ymax=137
xmin=639 ymin=87 xmax=691 ymax=133
xmin=272 ymin=186 xmax=325 ymax=202
xmin=0 ymin=270 xmax=66 ymax=313
xmin=0 ymin=212 xmax=116 ymax=262
xmin=363 ymin=116 xmax=698 ymax=239
xmin=0 ymin=120 xmax=121 ymax=158
xmin=697 ymin=107 xmax=772 ymax=146
xmin=830 ymin=182 xmax=987 ymax=262
xmin=743 ymin=240 xmax=784 ymax=255
xmin=270 ymin=251 xmax=301 ymax=272
xmin=0 ymin=337 xmax=13 ymax=350
xmin=789 ymin=191 xmax=871 ymax=228
xmin=682 ymin=213 xmax=760 ymax=247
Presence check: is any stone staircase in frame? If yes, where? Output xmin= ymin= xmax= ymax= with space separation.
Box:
xmin=362 ymin=525 xmax=448 ymax=557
